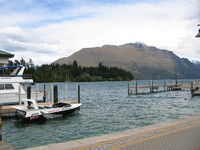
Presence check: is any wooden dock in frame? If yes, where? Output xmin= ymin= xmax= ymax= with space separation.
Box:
xmin=128 ymin=80 xmax=200 ymax=95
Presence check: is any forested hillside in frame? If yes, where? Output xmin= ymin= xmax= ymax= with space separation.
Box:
xmin=7 ymin=59 xmax=134 ymax=82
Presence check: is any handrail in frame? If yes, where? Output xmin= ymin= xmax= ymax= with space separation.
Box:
xmin=23 ymin=74 xmax=32 ymax=79
xmin=0 ymin=74 xmax=32 ymax=79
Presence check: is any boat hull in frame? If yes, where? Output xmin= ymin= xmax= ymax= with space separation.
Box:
xmin=15 ymin=106 xmax=81 ymax=123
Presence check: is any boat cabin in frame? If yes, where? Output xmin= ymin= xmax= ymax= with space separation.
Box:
xmin=0 ymin=84 xmax=14 ymax=90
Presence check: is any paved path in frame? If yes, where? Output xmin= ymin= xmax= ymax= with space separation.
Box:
xmin=0 ymin=141 xmax=15 ymax=150
xmin=25 ymin=115 xmax=200 ymax=150
xmin=112 ymin=121 xmax=200 ymax=150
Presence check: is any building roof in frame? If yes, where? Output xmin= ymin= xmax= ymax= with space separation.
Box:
xmin=0 ymin=50 xmax=14 ymax=58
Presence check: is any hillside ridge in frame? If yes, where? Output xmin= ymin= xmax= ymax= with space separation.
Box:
xmin=53 ymin=42 xmax=200 ymax=79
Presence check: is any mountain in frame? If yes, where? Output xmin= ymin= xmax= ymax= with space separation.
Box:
xmin=192 ymin=61 xmax=200 ymax=68
xmin=53 ymin=42 xmax=200 ymax=79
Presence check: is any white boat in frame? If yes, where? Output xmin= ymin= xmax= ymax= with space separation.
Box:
xmin=0 ymin=66 xmax=44 ymax=105
xmin=13 ymin=99 xmax=82 ymax=122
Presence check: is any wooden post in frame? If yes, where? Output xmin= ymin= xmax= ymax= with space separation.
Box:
xmin=0 ymin=104 xmax=2 ymax=141
xmin=77 ymin=84 xmax=80 ymax=103
xmin=43 ymin=84 xmax=46 ymax=102
xmin=150 ymin=80 xmax=153 ymax=93
xmin=195 ymin=80 xmax=198 ymax=87
xmin=27 ymin=86 xmax=31 ymax=99
xmin=164 ymin=80 xmax=166 ymax=91
xmin=150 ymin=81 xmax=151 ymax=93
xmin=66 ymin=84 xmax=68 ymax=100
xmin=191 ymin=81 xmax=193 ymax=90
xmin=53 ymin=85 xmax=58 ymax=103
xmin=18 ymin=85 xmax=21 ymax=105
xmin=50 ymin=85 xmax=54 ymax=102
xmin=36 ymin=84 xmax=39 ymax=100
xmin=152 ymin=80 xmax=154 ymax=92
xmin=135 ymin=81 xmax=138 ymax=94
xmin=191 ymin=81 xmax=194 ymax=97
xmin=128 ymin=82 xmax=130 ymax=95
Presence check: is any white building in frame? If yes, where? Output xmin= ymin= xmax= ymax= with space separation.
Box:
xmin=0 ymin=50 xmax=14 ymax=66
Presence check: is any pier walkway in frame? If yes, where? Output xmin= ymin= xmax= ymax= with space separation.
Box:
xmin=128 ymin=80 xmax=200 ymax=95
xmin=25 ymin=114 xmax=200 ymax=150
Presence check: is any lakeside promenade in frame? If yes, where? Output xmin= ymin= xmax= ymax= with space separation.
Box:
xmin=25 ymin=114 xmax=200 ymax=150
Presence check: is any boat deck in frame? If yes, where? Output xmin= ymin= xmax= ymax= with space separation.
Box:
xmin=24 ymin=114 xmax=200 ymax=150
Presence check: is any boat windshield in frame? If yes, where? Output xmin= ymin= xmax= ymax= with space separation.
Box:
xmin=52 ymin=103 xmax=71 ymax=108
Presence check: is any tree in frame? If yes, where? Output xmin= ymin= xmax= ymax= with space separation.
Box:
xmin=28 ymin=59 xmax=34 ymax=68
xmin=14 ymin=60 xmax=20 ymax=66
xmin=71 ymin=60 xmax=82 ymax=78
xmin=5 ymin=59 xmax=134 ymax=82
xmin=20 ymin=58 xmax=26 ymax=66
xmin=73 ymin=60 xmax=78 ymax=69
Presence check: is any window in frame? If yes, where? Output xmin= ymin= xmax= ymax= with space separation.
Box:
xmin=0 ymin=84 xmax=4 ymax=90
xmin=5 ymin=84 xmax=14 ymax=89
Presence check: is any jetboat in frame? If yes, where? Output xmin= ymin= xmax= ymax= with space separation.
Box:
xmin=13 ymin=99 xmax=82 ymax=122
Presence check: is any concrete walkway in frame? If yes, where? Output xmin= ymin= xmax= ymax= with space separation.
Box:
xmin=25 ymin=115 xmax=200 ymax=150
xmin=0 ymin=141 xmax=15 ymax=150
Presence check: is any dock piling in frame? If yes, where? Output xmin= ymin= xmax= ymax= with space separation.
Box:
xmin=77 ymin=84 xmax=80 ymax=103
xmin=27 ymin=86 xmax=31 ymax=99
xmin=150 ymin=80 xmax=153 ymax=93
xmin=18 ymin=85 xmax=21 ymax=105
xmin=191 ymin=81 xmax=193 ymax=90
xmin=66 ymin=84 xmax=68 ymax=100
xmin=135 ymin=81 xmax=138 ymax=94
xmin=43 ymin=84 xmax=46 ymax=102
xmin=164 ymin=80 xmax=166 ymax=91
xmin=53 ymin=85 xmax=58 ymax=103
xmin=128 ymin=82 xmax=130 ymax=95
xmin=50 ymin=85 xmax=54 ymax=102
xmin=36 ymin=84 xmax=39 ymax=100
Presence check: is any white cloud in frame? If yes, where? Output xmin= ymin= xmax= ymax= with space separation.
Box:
xmin=0 ymin=26 xmax=60 ymax=64
xmin=0 ymin=0 xmax=200 ymax=65
xmin=0 ymin=26 xmax=58 ymax=52
xmin=35 ymin=0 xmax=200 ymax=62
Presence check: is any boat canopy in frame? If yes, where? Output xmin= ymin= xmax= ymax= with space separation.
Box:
xmin=0 ymin=66 xmax=22 ymax=70
xmin=0 ymin=66 xmax=25 ymax=76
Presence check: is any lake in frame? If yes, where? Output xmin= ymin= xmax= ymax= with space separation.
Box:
xmin=2 ymin=81 xmax=200 ymax=149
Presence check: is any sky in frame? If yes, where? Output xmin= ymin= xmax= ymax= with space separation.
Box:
xmin=0 ymin=0 xmax=200 ymax=65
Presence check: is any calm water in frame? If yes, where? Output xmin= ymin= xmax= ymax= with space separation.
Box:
xmin=2 ymin=81 xmax=200 ymax=149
